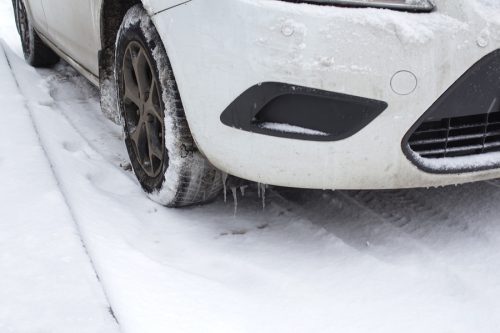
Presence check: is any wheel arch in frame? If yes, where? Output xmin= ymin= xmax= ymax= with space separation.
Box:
xmin=96 ymin=0 xmax=186 ymax=124
xmin=99 ymin=0 xmax=141 ymax=54
xmin=97 ymin=0 xmax=142 ymax=123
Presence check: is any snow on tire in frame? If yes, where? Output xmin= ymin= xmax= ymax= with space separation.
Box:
xmin=115 ymin=5 xmax=222 ymax=207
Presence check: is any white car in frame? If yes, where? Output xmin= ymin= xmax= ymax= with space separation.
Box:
xmin=12 ymin=0 xmax=500 ymax=206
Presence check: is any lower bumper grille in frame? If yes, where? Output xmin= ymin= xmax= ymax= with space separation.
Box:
xmin=409 ymin=110 xmax=500 ymax=159
xmin=403 ymin=49 xmax=500 ymax=173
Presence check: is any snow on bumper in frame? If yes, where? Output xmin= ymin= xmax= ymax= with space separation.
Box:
xmin=152 ymin=0 xmax=500 ymax=189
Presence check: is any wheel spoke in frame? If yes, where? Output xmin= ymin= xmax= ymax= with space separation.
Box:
xmin=149 ymin=129 xmax=163 ymax=160
xmin=146 ymin=80 xmax=163 ymax=122
xmin=124 ymin=84 xmax=141 ymax=109
xmin=144 ymin=120 xmax=154 ymax=169
xmin=132 ymin=49 xmax=151 ymax=103
xmin=130 ymin=120 xmax=143 ymax=149
xmin=146 ymin=117 xmax=162 ymax=155
xmin=130 ymin=48 xmax=141 ymax=99
xmin=150 ymin=144 xmax=163 ymax=160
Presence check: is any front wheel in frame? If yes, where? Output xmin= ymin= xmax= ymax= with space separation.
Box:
xmin=115 ymin=5 xmax=222 ymax=207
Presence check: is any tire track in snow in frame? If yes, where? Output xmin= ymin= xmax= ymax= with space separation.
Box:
xmin=485 ymin=179 xmax=500 ymax=189
xmin=268 ymin=187 xmax=500 ymax=312
xmin=345 ymin=189 xmax=448 ymax=233
xmin=270 ymin=187 xmax=445 ymax=262
xmin=1 ymin=43 xmax=122 ymax=330
xmin=346 ymin=184 xmax=500 ymax=239
xmin=43 ymin=64 xmax=130 ymax=172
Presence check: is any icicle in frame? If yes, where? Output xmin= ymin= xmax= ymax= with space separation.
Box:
xmin=261 ymin=184 xmax=267 ymax=210
xmin=231 ymin=186 xmax=238 ymax=215
xmin=240 ymin=185 xmax=247 ymax=197
xmin=222 ymin=172 xmax=228 ymax=203
xmin=256 ymin=183 xmax=266 ymax=209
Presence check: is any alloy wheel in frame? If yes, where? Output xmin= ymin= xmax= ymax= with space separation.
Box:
xmin=121 ymin=41 xmax=165 ymax=178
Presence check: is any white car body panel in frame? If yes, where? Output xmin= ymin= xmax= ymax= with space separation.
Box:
xmin=41 ymin=0 xmax=101 ymax=75
xmin=24 ymin=0 xmax=48 ymax=34
xmin=23 ymin=0 xmax=185 ymax=76
xmin=151 ymin=0 xmax=500 ymax=189
xmin=22 ymin=0 xmax=500 ymax=189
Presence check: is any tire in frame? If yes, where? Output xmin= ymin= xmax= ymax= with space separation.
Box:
xmin=15 ymin=0 xmax=59 ymax=67
xmin=12 ymin=0 xmax=19 ymax=34
xmin=115 ymin=5 xmax=222 ymax=207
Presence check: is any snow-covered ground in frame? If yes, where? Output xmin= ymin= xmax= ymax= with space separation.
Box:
xmin=2 ymin=1 xmax=500 ymax=333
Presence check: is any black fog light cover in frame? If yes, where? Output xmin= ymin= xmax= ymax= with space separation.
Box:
xmin=220 ymin=82 xmax=388 ymax=142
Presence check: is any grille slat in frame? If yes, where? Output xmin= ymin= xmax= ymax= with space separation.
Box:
xmin=413 ymin=122 xmax=500 ymax=135
xmin=409 ymin=111 xmax=500 ymax=159
xmin=410 ymin=130 xmax=500 ymax=145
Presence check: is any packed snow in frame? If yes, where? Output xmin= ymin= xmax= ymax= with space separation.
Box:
xmin=259 ymin=122 xmax=329 ymax=136
xmin=3 ymin=1 xmax=500 ymax=333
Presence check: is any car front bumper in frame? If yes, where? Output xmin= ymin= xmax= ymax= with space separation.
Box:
xmin=152 ymin=0 xmax=500 ymax=189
